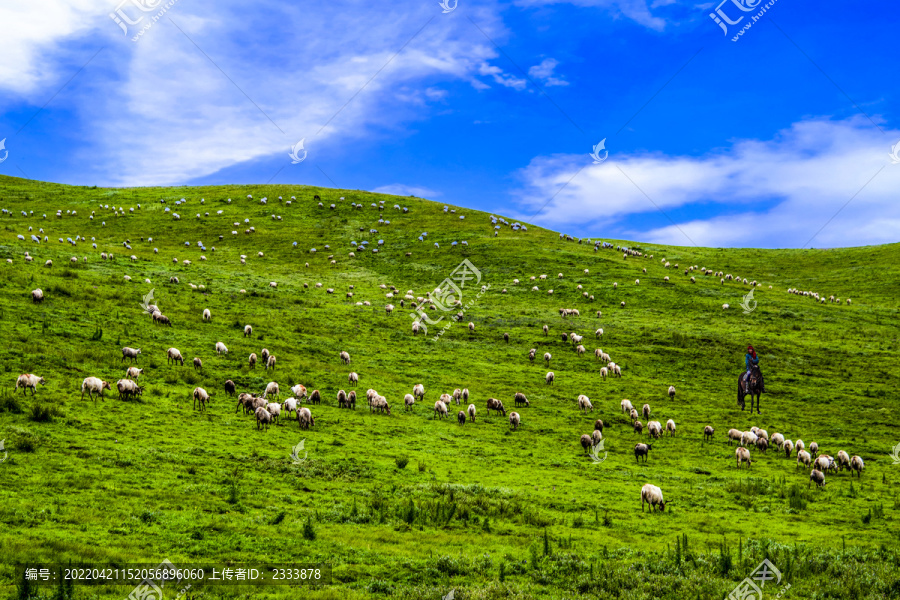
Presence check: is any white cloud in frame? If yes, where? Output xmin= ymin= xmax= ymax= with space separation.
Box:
xmin=514 ymin=0 xmax=667 ymax=31
xmin=0 ymin=0 xmax=110 ymax=94
xmin=372 ymin=184 xmax=440 ymax=198
xmin=478 ymin=62 xmax=527 ymax=90
xmin=510 ymin=117 xmax=900 ymax=248
xmin=528 ymin=58 xmax=568 ymax=87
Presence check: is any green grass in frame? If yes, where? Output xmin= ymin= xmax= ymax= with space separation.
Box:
xmin=0 ymin=174 xmax=899 ymax=599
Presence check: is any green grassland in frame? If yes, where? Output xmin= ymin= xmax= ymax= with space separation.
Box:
xmin=0 ymin=174 xmax=899 ymax=600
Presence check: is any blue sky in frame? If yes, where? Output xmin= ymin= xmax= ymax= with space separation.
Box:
xmin=0 ymin=0 xmax=897 ymax=247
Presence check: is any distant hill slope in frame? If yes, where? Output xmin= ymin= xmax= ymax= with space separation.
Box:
xmin=0 ymin=175 xmax=898 ymax=599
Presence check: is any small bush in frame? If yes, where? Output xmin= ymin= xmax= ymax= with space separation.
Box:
xmin=418 ymin=460 xmax=426 ymax=472
xmin=395 ymin=456 xmax=409 ymax=469
xmin=0 ymin=395 xmax=23 ymax=414
xmin=302 ymin=515 xmax=316 ymax=540
xmin=29 ymin=404 xmax=62 ymax=422
xmin=271 ymin=511 xmax=285 ymax=525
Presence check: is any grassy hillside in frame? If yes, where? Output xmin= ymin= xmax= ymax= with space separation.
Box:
xmin=0 ymin=174 xmax=898 ymax=600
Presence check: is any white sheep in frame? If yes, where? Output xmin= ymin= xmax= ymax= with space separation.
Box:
xmin=81 ymin=376 xmax=112 ymax=401
xmin=255 ymin=406 xmax=274 ymax=431
xmin=648 ymin=421 xmax=662 ymax=439
xmin=736 ymin=447 xmax=752 ymax=469
xmin=126 ymin=366 xmax=143 ymax=379
xmin=621 ymin=399 xmax=634 ymax=414
xmin=192 ymin=387 xmax=211 ymax=411
xmin=433 ymin=400 xmax=448 ymax=419
xmin=668 ymin=385 xmax=676 ymax=399
xmin=850 ymin=455 xmax=864 ymax=478
xmin=413 ymin=383 xmax=425 ymax=400
xmin=203 ymin=308 xmax=211 ymax=321
xmin=640 ymin=484 xmax=666 ymax=512
xmin=577 ymin=395 xmax=593 ymax=412
xmin=546 ymin=372 xmax=555 ymax=385
xmin=264 ymin=381 xmax=280 ymax=399
xmin=666 ymin=419 xmax=676 ymax=436
xmin=797 ymin=450 xmax=812 ymax=468
xmin=244 ymin=324 xmax=253 ymax=337
xmin=266 ymin=355 xmax=276 ymax=370
xmin=216 ymin=341 xmax=228 ymax=355
xmin=167 ymin=348 xmax=185 ymax=366
xmin=14 ymin=373 xmax=45 ymax=395
xmin=467 ymin=404 xmax=476 ymax=422
xmin=509 ymin=411 xmax=521 ymax=430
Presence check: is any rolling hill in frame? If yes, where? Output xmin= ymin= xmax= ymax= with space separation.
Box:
xmin=0 ymin=174 xmax=898 ymax=600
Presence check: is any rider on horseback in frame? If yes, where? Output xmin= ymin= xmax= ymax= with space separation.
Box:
xmin=743 ymin=345 xmax=765 ymax=392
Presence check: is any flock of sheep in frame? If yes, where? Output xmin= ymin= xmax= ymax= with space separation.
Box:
xmin=5 ymin=192 xmax=861 ymax=516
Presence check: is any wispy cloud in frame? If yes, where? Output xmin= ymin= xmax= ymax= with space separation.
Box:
xmin=511 ymin=117 xmax=900 ymax=248
xmin=372 ymin=184 xmax=440 ymax=198
xmin=514 ymin=0 xmax=668 ymax=31
xmin=528 ymin=58 xmax=568 ymax=87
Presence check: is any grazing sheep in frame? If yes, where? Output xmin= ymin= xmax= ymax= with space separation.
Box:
xmin=340 ymin=351 xmax=351 ymax=364
xmin=630 ymin=408 xmax=640 ymax=423
xmin=337 ymin=389 xmax=348 ymax=407
xmin=850 ymin=455 xmax=864 ymax=478
xmin=703 ymin=425 xmax=715 ymax=442
xmin=235 ymin=393 xmax=255 ymax=415
xmin=809 ymin=469 xmax=826 ymax=488
xmin=467 ymin=404 xmax=476 ymax=422
xmin=771 ymin=433 xmax=785 ymax=449
xmin=461 ymin=388 xmax=469 ymax=402
xmin=266 ymin=402 xmax=282 ymax=424
xmin=666 ymin=419 xmax=676 ymax=437
xmin=755 ymin=437 xmax=768 ymax=453
xmin=244 ymin=324 xmax=253 ymax=337
xmin=31 ymin=289 xmax=44 ymax=303
xmin=640 ymin=484 xmax=666 ymax=512
xmin=575 ymin=344 xmax=586 ymax=356
xmin=266 ymin=355 xmax=276 ymax=370
xmin=256 ymin=406 xmax=273 ymax=431
xmin=634 ymin=443 xmax=652 ymax=463
xmin=452 ymin=389 xmax=463 ymax=405
xmin=468 ymin=322 xmax=475 ymax=332
xmin=216 ymin=341 xmax=228 ymax=355
xmin=514 ymin=392 xmax=530 ymax=407
xmin=126 ymin=366 xmax=143 ymax=379
xmin=486 ymin=398 xmax=506 ymax=416
xmin=668 ymin=386 xmax=676 ymax=399
xmin=741 ymin=431 xmax=758 ymax=447
xmin=433 ymin=400 xmax=448 ymax=419
xmin=203 ymin=308 xmax=211 ymax=321
xmin=457 ymin=411 xmax=466 ymax=425
xmin=192 ymin=387 xmax=211 ymax=411
xmin=403 ymin=394 xmax=415 ymax=410
xmin=578 ymin=395 xmax=593 ymax=412
xmin=727 ymin=429 xmax=743 ymax=445
xmin=167 ymin=348 xmax=184 ymax=366
xmin=297 ymin=406 xmax=314 ymax=429
xmin=809 ymin=442 xmax=819 ymax=457
xmin=224 ymin=380 xmax=236 ymax=397
xmin=81 ymin=376 xmax=112 ymax=401
xmin=116 ymin=378 xmax=141 ymax=401
xmin=546 ymin=371 xmax=554 ymax=385
xmin=249 ymin=353 xmax=258 ymax=368
xmin=580 ymin=434 xmax=593 ymax=453
xmin=797 ymin=450 xmax=812 ymax=468
xmin=261 ymin=348 xmax=270 ymax=363
xmin=371 ymin=395 xmax=391 ymax=415
xmin=633 ymin=420 xmax=643 ymax=435
xmin=289 ymin=384 xmax=308 ymax=401
xmin=783 ymin=439 xmax=794 ymax=458
xmin=193 ymin=357 xmax=202 ymax=371
xmin=736 ymin=447 xmax=752 ymax=469
xmin=544 ymin=352 xmax=551 ymax=365
xmin=795 ymin=439 xmax=805 ymax=453
xmin=347 ymin=372 xmax=359 ymax=387
xmin=594 ymin=419 xmax=604 ymax=434
xmin=413 ymin=384 xmax=425 ymax=401
xmin=836 ymin=450 xmax=851 ymax=471
xmin=621 ymin=399 xmax=634 ymax=414
xmin=543 ymin=325 xmax=549 ymax=335
xmin=642 ymin=403 xmax=651 ymax=419
xmin=509 ymin=412 xmax=521 ymax=430
xmin=814 ymin=455 xmax=834 ymax=473
xmin=121 ymin=347 xmax=142 ymax=363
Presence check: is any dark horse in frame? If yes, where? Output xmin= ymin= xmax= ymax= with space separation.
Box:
xmin=738 ymin=365 xmax=764 ymax=414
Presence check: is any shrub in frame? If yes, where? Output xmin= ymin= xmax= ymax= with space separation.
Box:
xmin=302 ymin=515 xmax=316 ymax=540
xmin=395 ymin=456 xmax=409 ymax=469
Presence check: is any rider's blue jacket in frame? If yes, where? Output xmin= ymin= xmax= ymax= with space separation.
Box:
xmin=745 ymin=353 xmax=759 ymax=370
